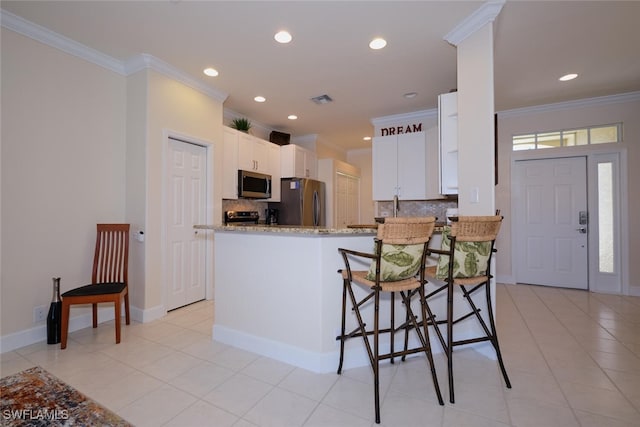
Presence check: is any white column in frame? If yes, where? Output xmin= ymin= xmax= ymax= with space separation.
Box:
xmin=445 ymin=0 xmax=504 ymax=216
xmin=457 ymin=23 xmax=495 ymax=215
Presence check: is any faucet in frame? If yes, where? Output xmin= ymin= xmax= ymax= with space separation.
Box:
xmin=393 ymin=194 xmax=399 ymax=217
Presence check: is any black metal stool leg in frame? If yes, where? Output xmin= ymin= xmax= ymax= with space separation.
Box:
xmin=484 ymin=282 xmax=511 ymax=389
xmin=337 ymin=277 xmax=348 ymax=375
xmin=401 ymin=288 xmax=416 ymax=362
xmin=417 ymin=286 xmax=444 ymax=405
xmin=390 ymin=291 xmax=395 ymax=364
xmin=373 ymin=288 xmax=381 ymax=424
xmin=447 ymin=281 xmax=455 ymax=404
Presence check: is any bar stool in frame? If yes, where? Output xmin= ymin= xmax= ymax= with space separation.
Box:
xmin=336 ymin=217 xmax=444 ymax=424
xmin=422 ymin=215 xmax=511 ymax=403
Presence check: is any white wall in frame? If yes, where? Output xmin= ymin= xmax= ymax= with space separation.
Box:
xmin=496 ymin=94 xmax=640 ymax=294
xmin=141 ymin=70 xmax=224 ymax=313
xmin=125 ymin=71 xmax=148 ymax=311
xmin=1 ymin=29 xmax=127 ymax=339
xmin=1 ymin=27 xmax=226 ymax=349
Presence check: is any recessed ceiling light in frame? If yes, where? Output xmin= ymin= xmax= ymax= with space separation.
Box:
xmin=403 ymin=92 xmax=417 ymax=99
xmin=254 ymin=96 xmax=266 ymax=103
xmin=559 ymin=73 xmax=578 ymax=81
xmin=369 ymin=38 xmax=387 ymax=50
xmin=288 ymin=115 xmax=298 ymax=120
xmin=203 ymin=68 xmax=219 ymax=77
xmin=363 ymin=136 xmax=372 ymax=141
xmin=274 ymin=31 xmax=292 ymax=44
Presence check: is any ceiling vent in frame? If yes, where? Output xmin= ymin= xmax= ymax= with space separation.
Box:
xmin=311 ymin=94 xmax=333 ymax=105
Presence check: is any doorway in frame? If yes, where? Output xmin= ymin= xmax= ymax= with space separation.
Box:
xmin=166 ymin=137 xmax=207 ymax=310
xmin=513 ymin=150 xmax=625 ymax=293
xmin=514 ymin=157 xmax=588 ymax=289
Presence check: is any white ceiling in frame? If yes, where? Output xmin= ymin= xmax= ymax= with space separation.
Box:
xmin=3 ymin=1 xmax=640 ymax=150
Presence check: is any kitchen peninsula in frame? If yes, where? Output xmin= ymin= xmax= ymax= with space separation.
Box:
xmin=196 ymin=223 xmax=492 ymax=373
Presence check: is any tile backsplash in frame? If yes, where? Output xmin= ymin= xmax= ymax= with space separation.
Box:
xmin=222 ymin=198 xmax=458 ymax=225
xmin=377 ymin=199 xmax=458 ymax=222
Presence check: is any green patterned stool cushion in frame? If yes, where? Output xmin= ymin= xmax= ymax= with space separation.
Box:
xmin=366 ymin=243 xmax=424 ymax=282
xmin=435 ymin=226 xmax=492 ymax=279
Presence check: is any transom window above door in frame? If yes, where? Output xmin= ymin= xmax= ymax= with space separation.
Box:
xmin=512 ymin=123 xmax=621 ymax=151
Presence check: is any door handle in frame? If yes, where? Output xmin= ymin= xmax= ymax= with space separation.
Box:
xmin=576 ymin=227 xmax=587 ymax=234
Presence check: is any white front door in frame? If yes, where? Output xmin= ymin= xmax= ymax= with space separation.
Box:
xmin=514 ymin=157 xmax=588 ymax=289
xmin=167 ymin=138 xmax=207 ymax=310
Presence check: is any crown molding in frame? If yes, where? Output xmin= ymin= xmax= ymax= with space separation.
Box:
xmin=1 ymin=9 xmax=125 ymax=74
xmin=2 ymin=9 xmax=227 ymax=102
xmin=498 ymin=91 xmax=640 ymax=119
xmin=444 ymin=0 xmax=505 ymax=46
xmin=124 ymin=54 xmax=228 ymax=102
xmin=371 ymin=108 xmax=438 ymax=127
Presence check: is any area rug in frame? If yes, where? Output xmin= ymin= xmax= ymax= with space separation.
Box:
xmin=1 ymin=366 xmax=133 ymax=426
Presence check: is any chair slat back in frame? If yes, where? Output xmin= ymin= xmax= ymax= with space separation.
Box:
xmin=450 ymin=216 xmax=502 ymax=243
xmin=92 ymin=224 xmax=130 ymax=285
xmin=377 ymin=217 xmax=436 ymax=245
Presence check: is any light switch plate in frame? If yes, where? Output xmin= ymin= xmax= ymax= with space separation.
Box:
xmin=470 ymin=187 xmax=479 ymax=203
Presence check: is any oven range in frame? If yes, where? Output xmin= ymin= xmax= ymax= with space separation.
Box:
xmin=224 ymin=210 xmax=260 ymax=225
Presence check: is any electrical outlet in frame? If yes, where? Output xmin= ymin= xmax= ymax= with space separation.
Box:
xmin=34 ymin=305 xmax=47 ymax=323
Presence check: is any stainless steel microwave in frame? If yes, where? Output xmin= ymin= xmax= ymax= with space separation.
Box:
xmin=238 ymin=170 xmax=272 ymax=199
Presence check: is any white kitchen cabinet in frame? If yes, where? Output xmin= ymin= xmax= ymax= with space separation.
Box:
xmin=222 ymin=127 xmax=239 ymax=199
xmin=222 ymin=126 xmax=281 ymax=201
xmin=438 ymin=92 xmax=458 ymax=195
xmin=238 ymin=132 xmax=271 ymax=174
xmin=372 ymin=132 xmax=431 ymax=200
xmin=280 ymin=144 xmax=317 ymax=179
xmin=318 ymin=159 xmax=360 ymax=228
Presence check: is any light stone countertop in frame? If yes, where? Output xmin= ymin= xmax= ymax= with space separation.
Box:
xmin=193 ymin=224 xmax=378 ymax=235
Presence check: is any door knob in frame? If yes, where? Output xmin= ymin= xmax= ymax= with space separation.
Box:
xmin=576 ymin=227 xmax=587 ymax=234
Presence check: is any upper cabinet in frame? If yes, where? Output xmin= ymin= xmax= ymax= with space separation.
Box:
xmin=238 ymin=132 xmax=271 ymax=174
xmin=280 ymin=144 xmax=317 ymax=179
xmin=222 ymin=127 xmax=281 ymax=201
xmin=223 ymin=127 xmax=240 ymax=199
xmin=438 ymin=92 xmax=458 ymax=195
xmin=373 ymin=131 xmax=439 ymax=200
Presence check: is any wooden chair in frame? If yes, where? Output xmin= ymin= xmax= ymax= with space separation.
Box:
xmin=422 ymin=215 xmax=511 ymax=403
xmin=60 ymin=224 xmax=130 ymax=349
xmin=336 ymin=217 xmax=444 ymax=424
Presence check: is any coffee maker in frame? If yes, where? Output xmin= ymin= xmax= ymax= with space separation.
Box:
xmin=265 ymin=208 xmax=279 ymax=225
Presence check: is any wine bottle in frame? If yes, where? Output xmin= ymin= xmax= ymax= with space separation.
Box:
xmin=47 ymin=277 xmax=62 ymax=344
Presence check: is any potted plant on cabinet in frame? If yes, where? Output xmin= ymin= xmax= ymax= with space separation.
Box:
xmin=230 ymin=117 xmax=252 ymax=133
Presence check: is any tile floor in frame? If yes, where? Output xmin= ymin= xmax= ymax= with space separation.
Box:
xmin=2 ymin=284 xmax=640 ymax=426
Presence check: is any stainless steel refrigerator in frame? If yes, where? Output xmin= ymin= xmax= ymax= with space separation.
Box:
xmin=276 ymin=178 xmax=325 ymax=226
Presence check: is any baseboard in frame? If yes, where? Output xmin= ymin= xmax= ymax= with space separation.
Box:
xmin=132 ymin=304 xmax=165 ymax=323
xmin=495 ymin=274 xmax=515 ymax=285
xmin=0 ymin=307 xmax=116 ymax=353
xmin=213 ymin=325 xmax=339 ymax=373
xmin=0 ymin=304 xmax=165 ymax=353
xmin=212 ymin=324 xmax=447 ymax=374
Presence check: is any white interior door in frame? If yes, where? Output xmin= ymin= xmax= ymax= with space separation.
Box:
xmin=167 ymin=138 xmax=207 ymax=310
xmin=514 ymin=157 xmax=588 ymax=289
